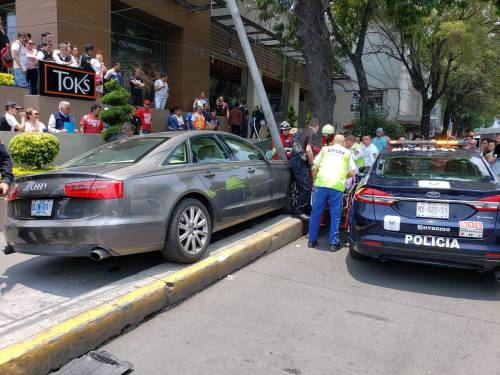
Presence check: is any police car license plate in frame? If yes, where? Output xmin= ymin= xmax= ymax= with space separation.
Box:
xmin=416 ymin=202 xmax=449 ymax=219
xmin=31 ymin=199 xmax=53 ymax=217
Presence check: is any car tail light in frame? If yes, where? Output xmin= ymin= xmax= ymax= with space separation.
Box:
xmin=354 ymin=188 xmax=398 ymax=205
xmin=471 ymin=195 xmax=500 ymax=212
xmin=485 ymin=253 xmax=500 ymax=258
xmin=6 ymin=185 xmax=18 ymax=202
xmin=64 ymin=180 xmax=124 ymax=199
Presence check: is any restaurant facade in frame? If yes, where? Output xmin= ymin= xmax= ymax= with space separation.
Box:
xmin=3 ymin=0 xmax=312 ymax=125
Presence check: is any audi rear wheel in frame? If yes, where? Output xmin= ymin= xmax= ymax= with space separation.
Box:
xmin=162 ymin=198 xmax=212 ymax=263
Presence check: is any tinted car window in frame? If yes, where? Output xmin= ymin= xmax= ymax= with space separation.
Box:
xmin=191 ymin=137 xmax=230 ymax=163
xmin=65 ymin=137 xmax=167 ymax=167
xmin=377 ymin=154 xmax=492 ymax=181
xmin=223 ymin=136 xmax=264 ymax=161
xmin=166 ymin=143 xmax=188 ymax=165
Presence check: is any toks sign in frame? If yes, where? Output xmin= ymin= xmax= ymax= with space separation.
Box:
xmin=39 ymin=61 xmax=96 ymax=100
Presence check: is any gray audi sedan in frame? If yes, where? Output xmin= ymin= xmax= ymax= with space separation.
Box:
xmin=4 ymin=131 xmax=292 ymax=263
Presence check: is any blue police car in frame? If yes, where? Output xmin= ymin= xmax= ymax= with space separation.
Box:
xmin=349 ymin=141 xmax=500 ymax=281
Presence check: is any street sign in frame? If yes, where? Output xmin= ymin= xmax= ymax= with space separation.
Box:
xmin=39 ymin=61 xmax=96 ymax=100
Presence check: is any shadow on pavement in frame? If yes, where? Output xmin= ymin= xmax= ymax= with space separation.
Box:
xmin=345 ymin=254 xmax=500 ymax=301
xmin=0 ymin=212 xmax=280 ymax=299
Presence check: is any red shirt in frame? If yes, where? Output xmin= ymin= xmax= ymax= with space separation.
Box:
xmin=272 ymin=133 xmax=294 ymax=160
xmin=137 ymin=107 xmax=152 ymax=130
xmin=80 ymin=113 xmax=105 ymax=134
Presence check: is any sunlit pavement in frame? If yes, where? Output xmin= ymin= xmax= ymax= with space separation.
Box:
xmin=100 ymin=234 xmax=500 ymax=375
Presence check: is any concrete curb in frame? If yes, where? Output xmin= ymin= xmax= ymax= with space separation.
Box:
xmin=0 ymin=217 xmax=304 ymax=375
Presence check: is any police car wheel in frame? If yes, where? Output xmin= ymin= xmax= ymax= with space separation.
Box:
xmin=349 ymin=243 xmax=366 ymax=260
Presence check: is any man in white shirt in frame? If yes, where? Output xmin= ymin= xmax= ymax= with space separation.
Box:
xmin=0 ymin=101 xmax=25 ymax=132
xmin=48 ymin=101 xmax=73 ymax=133
xmin=361 ymin=134 xmax=379 ymax=167
xmin=11 ymin=32 xmax=29 ymax=87
xmin=154 ymin=73 xmax=169 ymax=110
xmin=193 ymin=92 xmax=208 ymax=110
xmin=53 ymin=43 xmax=72 ymax=66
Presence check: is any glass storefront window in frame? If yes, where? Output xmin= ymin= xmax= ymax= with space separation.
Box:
xmin=111 ymin=12 xmax=165 ymax=101
xmin=209 ymin=59 xmax=242 ymax=107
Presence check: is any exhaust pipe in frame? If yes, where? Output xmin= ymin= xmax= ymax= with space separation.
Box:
xmin=89 ymin=248 xmax=111 ymax=262
xmin=494 ymin=270 xmax=500 ymax=283
xmin=2 ymin=245 xmax=14 ymax=255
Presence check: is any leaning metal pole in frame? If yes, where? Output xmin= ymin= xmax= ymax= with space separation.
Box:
xmin=226 ymin=0 xmax=287 ymax=160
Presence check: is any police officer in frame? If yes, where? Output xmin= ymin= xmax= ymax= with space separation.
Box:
xmin=289 ymin=118 xmax=320 ymax=220
xmin=0 ymin=142 xmax=13 ymax=195
xmin=308 ymin=134 xmax=356 ymax=252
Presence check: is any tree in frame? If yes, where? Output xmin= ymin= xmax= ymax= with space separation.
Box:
xmin=100 ymin=80 xmax=135 ymax=141
xmin=326 ymin=0 xmax=376 ymax=118
xmin=375 ymin=0 xmax=497 ymax=137
xmin=441 ymin=29 xmax=500 ymax=135
xmin=254 ymin=0 xmax=336 ymax=126
xmin=253 ymin=0 xmax=378 ymax=124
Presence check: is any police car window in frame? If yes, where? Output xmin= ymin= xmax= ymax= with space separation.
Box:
xmin=378 ymin=155 xmax=492 ymax=181
xmin=222 ymin=136 xmax=264 ymax=161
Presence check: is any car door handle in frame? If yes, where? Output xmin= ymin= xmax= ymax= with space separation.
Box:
xmin=203 ymin=172 xmax=216 ymax=178
xmin=247 ymin=167 xmax=256 ymax=174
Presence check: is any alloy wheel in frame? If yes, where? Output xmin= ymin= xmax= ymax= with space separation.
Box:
xmin=178 ymin=205 xmax=209 ymax=255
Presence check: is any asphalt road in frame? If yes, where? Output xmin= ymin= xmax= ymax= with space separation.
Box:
xmin=101 ymin=236 xmax=500 ymax=375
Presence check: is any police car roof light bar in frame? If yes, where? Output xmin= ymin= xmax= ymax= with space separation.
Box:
xmin=389 ymin=140 xmax=467 ymax=148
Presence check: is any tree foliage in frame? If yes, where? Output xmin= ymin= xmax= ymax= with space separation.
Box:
xmin=441 ymin=23 xmax=500 ymax=135
xmin=100 ymin=79 xmax=134 ymax=141
xmin=375 ymin=0 xmax=498 ymax=137
xmin=252 ymin=0 xmax=337 ymax=127
xmin=352 ymin=108 xmax=405 ymax=139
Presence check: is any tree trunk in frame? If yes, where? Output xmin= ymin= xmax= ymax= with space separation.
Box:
xmin=420 ymin=97 xmax=435 ymax=139
xmin=441 ymin=104 xmax=452 ymax=136
xmin=295 ymin=0 xmax=336 ymax=128
xmin=353 ymin=58 xmax=370 ymax=118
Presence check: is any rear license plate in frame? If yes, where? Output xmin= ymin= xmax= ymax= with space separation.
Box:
xmin=31 ymin=199 xmax=54 ymax=217
xmin=416 ymin=202 xmax=449 ymax=219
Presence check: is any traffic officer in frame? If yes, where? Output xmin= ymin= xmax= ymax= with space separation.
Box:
xmin=348 ymin=135 xmax=365 ymax=169
xmin=308 ymin=134 xmax=356 ymax=252
xmin=0 ymin=141 xmax=13 ymax=195
xmin=271 ymin=121 xmax=294 ymax=160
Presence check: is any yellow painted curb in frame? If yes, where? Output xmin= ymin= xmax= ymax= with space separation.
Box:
xmin=0 ymin=217 xmax=304 ymax=375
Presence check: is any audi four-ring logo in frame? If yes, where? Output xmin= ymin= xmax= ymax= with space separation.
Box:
xmin=30 ymin=183 xmax=47 ymax=191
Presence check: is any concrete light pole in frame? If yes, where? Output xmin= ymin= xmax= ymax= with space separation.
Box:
xmin=226 ymin=0 xmax=287 ymax=160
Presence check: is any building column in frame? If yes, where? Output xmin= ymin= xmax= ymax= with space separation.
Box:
xmin=247 ymin=67 xmax=262 ymax=112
